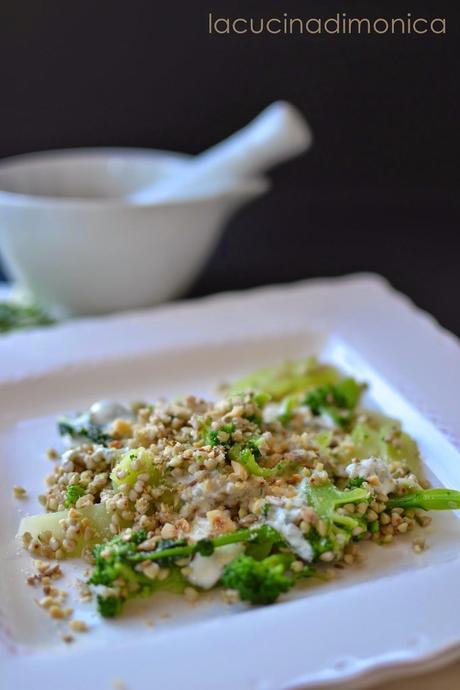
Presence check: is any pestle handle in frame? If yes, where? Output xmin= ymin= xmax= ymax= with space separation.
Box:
xmin=130 ymin=101 xmax=312 ymax=203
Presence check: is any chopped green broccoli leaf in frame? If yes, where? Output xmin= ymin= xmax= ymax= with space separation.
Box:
xmin=58 ymin=416 xmax=111 ymax=445
xmin=96 ymin=594 xmax=124 ymax=618
xmin=244 ymin=523 xmax=284 ymax=560
xmin=203 ymin=427 xmax=219 ymax=447
xmin=64 ymin=483 xmax=86 ymax=508
xmin=304 ymin=377 xmax=363 ymax=429
xmin=369 ymin=520 xmax=380 ymax=534
xmin=307 ymin=528 xmax=335 ymax=559
xmin=345 ymin=476 xmax=366 ymax=490
xmin=0 ymin=301 xmax=54 ymax=334
xmin=202 ymin=423 xmax=235 ymax=448
xmin=89 ymin=529 xmax=188 ymax=616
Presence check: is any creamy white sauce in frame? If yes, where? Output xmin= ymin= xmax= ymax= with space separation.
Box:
xmin=395 ymin=474 xmax=421 ymax=491
xmin=266 ymin=506 xmax=313 ymax=562
xmin=62 ymin=445 xmax=119 ymax=464
xmin=89 ymin=400 xmax=133 ymax=426
xmin=188 ymin=517 xmax=212 ymax=541
xmin=319 ymin=412 xmax=337 ymax=429
xmin=187 ymin=543 xmax=244 ymax=589
xmin=346 ymin=457 xmax=396 ymax=495
xmin=62 ymin=401 xmax=134 ymax=447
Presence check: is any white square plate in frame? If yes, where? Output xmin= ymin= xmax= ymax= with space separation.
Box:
xmin=1 ymin=274 xmax=460 ymax=690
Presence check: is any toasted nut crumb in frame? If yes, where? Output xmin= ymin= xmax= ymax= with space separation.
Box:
xmin=69 ymin=619 xmax=88 ymax=633
xmin=291 ymin=560 xmax=304 ymax=573
xmin=112 ymin=680 xmax=127 ymax=690
xmin=319 ymin=551 xmax=335 ymax=562
xmin=22 ymin=532 xmax=32 ymax=548
xmin=38 ymin=596 xmax=54 ymax=609
xmin=61 ymin=633 xmax=74 ymax=644
xmin=143 ymin=563 xmax=160 ymax=580
xmin=184 ymin=587 xmax=198 ymax=603
xmin=413 ymin=538 xmax=427 ymax=553
xmin=49 ymin=605 xmax=65 ymax=619
xmin=221 ymin=588 xmax=240 ymax=604
xmin=13 ymin=485 xmax=27 ymax=499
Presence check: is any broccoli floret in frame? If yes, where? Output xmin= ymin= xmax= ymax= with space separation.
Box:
xmin=89 ymin=529 xmax=149 ymax=587
xmin=96 ymin=594 xmax=124 ymax=618
xmin=304 ymin=480 xmax=370 ymax=557
xmin=345 ymin=476 xmax=366 ymax=489
xmin=228 ymin=440 xmax=298 ymax=479
xmin=307 ymin=528 xmax=335 ymax=559
xmin=202 ymin=423 xmax=235 ymax=448
xmin=95 ymin=565 xmax=187 ymax=618
xmin=304 ymin=377 xmax=363 ymax=429
xmin=58 ymin=416 xmax=111 ymax=445
xmin=203 ymin=427 xmax=219 ymax=446
xmin=387 ymin=488 xmax=460 ymax=511
xmin=88 ymin=524 xmax=284 ymax=617
xmin=89 ymin=529 xmax=188 ymax=617
xmin=64 ymin=483 xmax=86 ymax=508
xmin=222 ymin=553 xmax=313 ymax=605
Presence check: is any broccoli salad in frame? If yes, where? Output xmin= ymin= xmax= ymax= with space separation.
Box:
xmin=18 ymin=357 xmax=460 ymax=620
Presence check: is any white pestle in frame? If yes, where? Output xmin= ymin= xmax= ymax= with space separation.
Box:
xmin=128 ymin=101 xmax=312 ymax=204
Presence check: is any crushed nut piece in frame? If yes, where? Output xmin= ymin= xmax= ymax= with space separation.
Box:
xmin=69 ymin=619 xmax=88 ymax=633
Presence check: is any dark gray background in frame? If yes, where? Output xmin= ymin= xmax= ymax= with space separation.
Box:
xmin=0 ymin=1 xmax=458 ymax=332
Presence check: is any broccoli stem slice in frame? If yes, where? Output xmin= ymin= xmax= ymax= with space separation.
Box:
xmin=128 ymin=525 xmax=282 ymax=564
xmin=387 ymin=488 xmax=460 ymax=511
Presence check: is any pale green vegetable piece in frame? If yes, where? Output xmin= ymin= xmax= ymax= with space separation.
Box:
xmin=351 ymin=415 xmax=422 ymax=475
xmin=110 ymin=447 xmax=161 ymax=490
xmin=228 ymin=357 xmax=341 ymax=401
xmin=315 ymin=430 xmax=333 ymax=450
xmin=17 ymin=503 xmax=111 ymax=556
